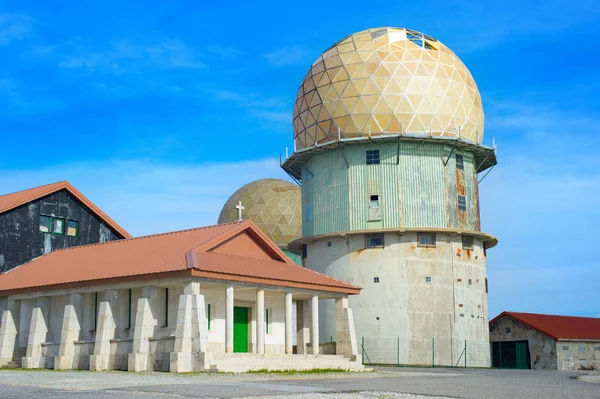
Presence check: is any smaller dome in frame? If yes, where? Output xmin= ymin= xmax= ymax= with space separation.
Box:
xmin=218 ymin=179 xmax=301 ymax=248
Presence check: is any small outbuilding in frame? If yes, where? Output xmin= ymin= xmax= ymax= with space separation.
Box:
xmin=0 ymin=220 xmax=363 ymax=372
xmin=489 ymin=312 xmax=600 ymax=370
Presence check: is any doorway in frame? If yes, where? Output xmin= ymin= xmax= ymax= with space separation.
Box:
xmin=492 ymin=340 xmax=530 ymax=369
xmin=233 ymin=307 xmax=249 ymax=353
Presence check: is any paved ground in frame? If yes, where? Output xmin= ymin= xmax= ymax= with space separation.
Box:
xmin=0 ymin=367 xmax=597 ymax=398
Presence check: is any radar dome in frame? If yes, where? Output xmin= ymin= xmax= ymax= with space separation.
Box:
xmin=292 ymin=27 xmax=484 ymax=150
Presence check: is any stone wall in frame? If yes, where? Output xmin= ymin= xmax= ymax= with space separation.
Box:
xmin=556 ymin=340 xmax=600 ymax=371
xmin=489 ymin=316 xmax=556 ymax=370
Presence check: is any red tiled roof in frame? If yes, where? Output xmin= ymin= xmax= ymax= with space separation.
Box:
xmin=490 ymin=312 xmax=600 ymax=341
xmin=0 ymin=220 xmax=360 ymax=295
xmin=0 ymin=181 xmax=131 ymax=239
xmin=192 ymin=252 xmax=356 ymax=292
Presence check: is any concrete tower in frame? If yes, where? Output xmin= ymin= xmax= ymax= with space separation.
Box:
xmin=282 ymin=28 xmax=497 ymax=366
xmin=218 ymin=179 xmax=302 ymax=264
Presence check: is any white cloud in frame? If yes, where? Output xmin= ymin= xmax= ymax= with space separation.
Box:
xmin=481 ymin=100 xmax=600 ymax=318
xmin=0 ymin=158 xmax=291 ymax=237
xmin=56 ymin=39 xmax=205 ymax=72
xmin=0 ymin=12 xmax=32 ymax=45
xmin=263 ymin=45 xmax=308 ymax=67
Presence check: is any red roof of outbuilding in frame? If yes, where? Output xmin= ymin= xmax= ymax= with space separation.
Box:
xmin=0 ymin=181 xmax=131 ymax=239
xmin=0 ymin=220 xmax=360 ymax=296
xmin=490 ymin=312 xmax=600 ymax=341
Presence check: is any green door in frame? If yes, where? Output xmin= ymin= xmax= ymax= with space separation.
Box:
xmin=516 ymin=342 xmax=528 ymax=369
xmin=233 ymin=307 xmax=249 ymax=353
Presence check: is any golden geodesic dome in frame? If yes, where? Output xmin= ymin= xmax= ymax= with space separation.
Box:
xmin=218 ymin=179 xmax=301 ymax=248
xmin=292 ymin=27 xmax=484 ymax=150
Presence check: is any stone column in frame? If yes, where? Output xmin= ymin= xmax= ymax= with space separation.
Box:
xmin=170 ymin=281 xmax=210 ymax=373
xmin=285 ymin=292 xmax=293 ymax=354
xmin=89 ymin=290 xmax=119 ymax=371
xmin=296 ymin=300 xmax=310 ymax=355
xmin=311 ymin=295 xmax=319 ymax=355
xmin=128 ymin=287 xmax=159 ymax=372
xmin=225 ymin=286 xmax=234 ymax=353
xmin=256 ymin=290 xmax=265 ymax=355
xmin=55 ymin=294 xmax=83 ymax=370
xmin=335 ymin=296 xmax=359 ymax=362
xmin=0 ymin=299 xmax=20 ymax=367
xmin=22 ymin=297 xmax=50 ymax=369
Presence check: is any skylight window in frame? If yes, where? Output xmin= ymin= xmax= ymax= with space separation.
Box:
xmin=406 ymin=30 xmax=437 ymax=50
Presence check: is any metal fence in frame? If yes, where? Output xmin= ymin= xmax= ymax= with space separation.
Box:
xmin=360 ymin=337 xmax=491 ymax=368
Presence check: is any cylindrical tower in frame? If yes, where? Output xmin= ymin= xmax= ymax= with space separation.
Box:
xmin=282 ymin=27 xmax=497 ymax=366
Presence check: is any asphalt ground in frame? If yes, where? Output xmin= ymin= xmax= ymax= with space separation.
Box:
xmin=0 ymin=367 xmax=597 ymax=399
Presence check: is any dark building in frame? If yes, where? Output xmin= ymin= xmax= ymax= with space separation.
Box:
xmin=0 ymin=181 xmax=131 ymax=273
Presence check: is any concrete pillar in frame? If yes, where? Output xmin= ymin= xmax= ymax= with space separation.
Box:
xmin=0 ymin=299 xmax=20 ymax=367
xmin=335 ymin=296 xmax=359 ymax=362
xmin=55 ymin=294 xmax=83 ymax=370
xmin=170 ymin=281 xmax=209 ymax=373
xmin=128 ymin=291 xmax=158 ymax=372
xmin=296 ymin=300 xmax=310 ymax=355
xmin=225 ymin=286 xmax=234 ymax=353
xmin=22 ymin=297 xmax=50 ymax=369
xmin=311 ymin=295 xmax=319 ymax=355
xmin=89 ymin=300 xmax=117 ymax=371
xmin=256 ymin=290 xmax=265 ymax=355
xmin=285 ymin=292 xmax=293 ymax=354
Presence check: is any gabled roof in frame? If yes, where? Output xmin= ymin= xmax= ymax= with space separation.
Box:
xmin=0 ymin=181 xmax=131 ymax=239
xmin=490 ymin=312 xmax=600 ymax=341
xmin=0 ymin=220 xmax=360 ymax=296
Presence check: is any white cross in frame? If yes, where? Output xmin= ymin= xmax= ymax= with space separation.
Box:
xmin=235 ymin=200 xmax=244 ymax=221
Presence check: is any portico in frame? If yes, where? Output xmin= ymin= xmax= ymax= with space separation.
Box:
xmin=0 ymin=221 xmax=362 ymax=372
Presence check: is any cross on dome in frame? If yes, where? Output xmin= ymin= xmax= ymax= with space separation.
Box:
xmin=235 ymin=201 xmax=244 ymax=221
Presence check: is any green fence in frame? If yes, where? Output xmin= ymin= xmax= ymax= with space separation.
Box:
xmin=360 ymin=337 xmax=491 ymax=368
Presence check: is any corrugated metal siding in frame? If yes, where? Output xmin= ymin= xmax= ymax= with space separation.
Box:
xmin=303 ymin=150 xmax=350 ymax=236
xmin=301 ymin=141 xmax=481 ymax=236
xmin=464 ymin=152 xmax=477 ymax=231
xmin=399 ymin=143 xmax=447 ymax=228
xmin=445 ymin=146 xmax=458 ymax=229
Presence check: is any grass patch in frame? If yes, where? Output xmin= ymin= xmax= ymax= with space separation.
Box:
xmin=246 ymin=368 xmax=348 ymax=375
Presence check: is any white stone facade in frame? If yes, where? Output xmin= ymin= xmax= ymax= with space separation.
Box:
xmin=0 ymin=278 xmax=363 ymax=372
xmin=306 ymin=231 xmax=491 ymax=367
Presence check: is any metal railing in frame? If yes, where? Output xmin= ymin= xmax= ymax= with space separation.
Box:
xmin=361 ymin=337 xmax=491 ymax=368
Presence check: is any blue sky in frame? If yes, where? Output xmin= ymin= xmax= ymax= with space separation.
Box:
xmin=0 ymin=0 xmax=599 ymax=319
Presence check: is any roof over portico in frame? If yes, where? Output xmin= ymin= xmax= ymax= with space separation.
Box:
xmin=0 ymin=220 xmax=360 ymax=296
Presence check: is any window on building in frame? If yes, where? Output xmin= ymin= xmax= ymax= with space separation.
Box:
xmin=163 ymin=288 xmax=169 ymax=327
xmin=127 ymin=289 xmax=132 ymax=329
xmin=266 ymin=308 xmax=271 ymax=334
xmin=462 ymin=235 xmax=474 ymax=250
xmin=301 ymin=244 xmax=307 ymax=260
xmin=52 ymin=218 xmax=65 ymax=235
xmin=374 ymin=277 xmax=380 ymax=283
xmin=458 ymin=195 xmax=467 ymax=211
xmin=67 ymin=220 xmax=79 ymax=237
xmin=425 ymin=277 xmax=432 ymax=283
xmin=485 ymin=278 xmax=488 ymax=293
xmin=207 ymin=304 xmax=212 ymax=331
xmin=327 ymin=241 xmax=332 ymax=247
xmin=562 ymin=346 xmax=569 ymax=351
xmin=92 ymin=292 xmax=98 ymax=331
xmin=366 ymin=149 xmax=380 ymax=165
xmin=368 ymin=194 xmax=381 ymax=220
xmin=579 ymin=346 xmax=586 ymax=352
xmin=456 ymin=154 xmax=464 ymax=170
xmin=594 ymin=346 xmax=600 ymax=351
xmin=468 ymin=279 xmax=472 ymax=285
xmin=506 ymin=328 xmax=511 ymax=334
xmin=365 ymin=234 xmax=384 ymax=248
xmin=39 ymin=216 xmax=52 ymax=233
xmin=417 ymin=233 xmax=436 ymax=248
